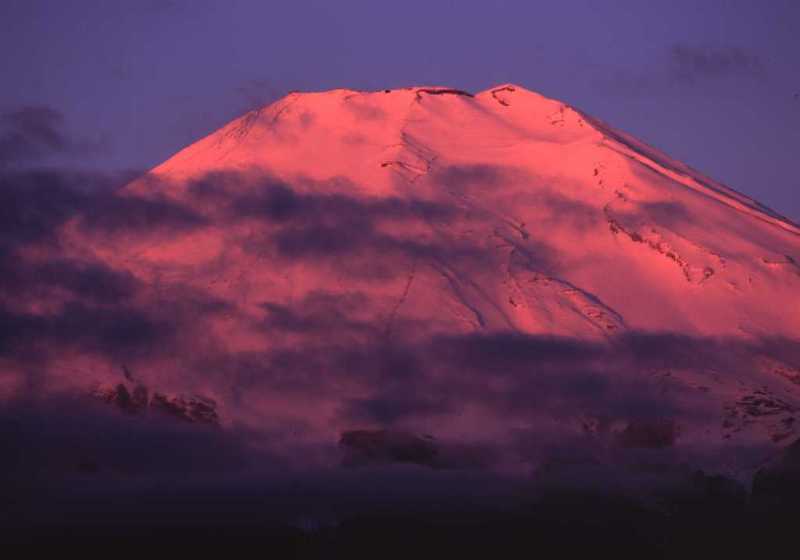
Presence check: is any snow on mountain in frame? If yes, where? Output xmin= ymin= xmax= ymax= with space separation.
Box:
xmin=5 ymin=84 xmax=800 ymax=481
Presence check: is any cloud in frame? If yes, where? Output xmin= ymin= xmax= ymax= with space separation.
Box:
xmin=79 ymin=189 xmax=206 ymax=234
xmin=1 ymin=165 xmax=793 ymax=442
xmin=1 ymin=166 xmax=780 ymax=433
xmin=0 ymin=164 xmax=203 ymax=257
xmin=0 ymin=106 xmax=70 ymax=164
xmin=669 ymin=44 xmax=765 ymax=83
xmin=222 ymin=177 xmax=455 ymax=224
xmin=343 ymin=396 xmax=451 ymax=426
xmin=0 ymin=254 xmax=139 ymax=304
xmin=0 ymin=168 xmax=91 ymax=245
xmin=184 ymin=171 xmax=495 ymax=266
xmin=598 ymin=44 xmax=767 ymax=94
xmin=260 ymin=291 xmax=373 ymax=335
xmin=0 ymin=162 xmax=210 ymax=367
xmin=224 ymin=329 xmax=767 ymax=441
xmin=0 ymin=300 xmax=174 ymax=361
xmin=0 ymin=105 xmax=105 ymax=165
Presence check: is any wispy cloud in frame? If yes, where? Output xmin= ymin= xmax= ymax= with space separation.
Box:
xmin=0 ymin=105 xmax=105 ymax=165
xmin=669 ymin=44 xmax=765 ymax=83
xmin=599 ymin=44 xmax=767 ymax=94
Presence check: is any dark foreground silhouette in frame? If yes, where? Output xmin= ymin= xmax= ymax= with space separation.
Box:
xmin=5 ymin=465 xmax=800 ymax=558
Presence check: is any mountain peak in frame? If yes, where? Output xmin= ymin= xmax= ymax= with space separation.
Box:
xmin=478 ymin=82 xmax=546 ymax=97
xmin=28 ymin=80 xmax=800 ymax=474
xmin=279 ymin=83 xmax=553 ymax=104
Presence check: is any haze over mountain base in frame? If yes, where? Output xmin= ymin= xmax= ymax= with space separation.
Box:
xmin=3 ymin=85 xmax=800 ymax=550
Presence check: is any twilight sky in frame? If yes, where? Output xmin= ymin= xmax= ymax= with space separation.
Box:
xmin=1 ymin=0 xmax=798 ymax=219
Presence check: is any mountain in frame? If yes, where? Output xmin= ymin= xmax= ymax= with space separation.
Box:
xmin=4 ymin=84 xmax=800 ymax=487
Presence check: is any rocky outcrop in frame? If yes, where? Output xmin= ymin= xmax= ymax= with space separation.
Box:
xmin=91 ymin=374 xmax=219 ymax=426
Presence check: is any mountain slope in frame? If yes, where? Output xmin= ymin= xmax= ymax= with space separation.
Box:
xmin=5 ymin=84 xmax=800 ymax=480
xmin=121 ymin=84 xmax=800 ymax=336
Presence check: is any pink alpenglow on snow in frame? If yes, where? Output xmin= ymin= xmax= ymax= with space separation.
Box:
xmin=4 ymin=85 xmax=800 ymax=498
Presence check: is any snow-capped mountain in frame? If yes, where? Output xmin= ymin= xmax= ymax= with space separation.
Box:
xmin=5 ymin=84 xmax=800 ymax=481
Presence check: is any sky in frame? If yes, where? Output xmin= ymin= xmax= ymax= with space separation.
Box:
xmin=1 ymin=0 xmax=798 ymax=219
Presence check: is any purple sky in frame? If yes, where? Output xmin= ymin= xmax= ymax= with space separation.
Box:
xmin=2 ymin=0 xmax=798 ymax=219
